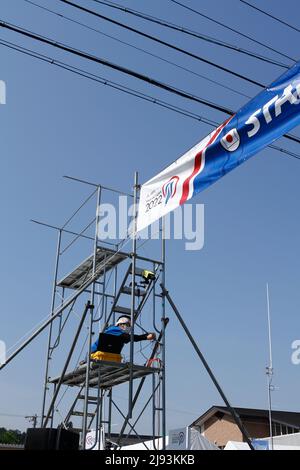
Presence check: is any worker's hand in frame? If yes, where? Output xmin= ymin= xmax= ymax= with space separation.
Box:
xmin=147 ymin=332 xmax=156 ymax=341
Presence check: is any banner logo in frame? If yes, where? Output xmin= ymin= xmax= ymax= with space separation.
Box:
xmin=220 ymin=128 xmax=241 ymax=152
xmin=162 ymin=176 xmax=179 ymax=205
xmin=137 ymin=62 xmax=300 ymax=232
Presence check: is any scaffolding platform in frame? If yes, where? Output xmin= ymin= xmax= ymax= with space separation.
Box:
xmin=57 ymin=246 xmax=128 ymax=290
xmin=50 ymin=361 xmax=161 ymax=389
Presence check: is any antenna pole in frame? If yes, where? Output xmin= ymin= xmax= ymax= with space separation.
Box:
xmin=161 ymin=284 xmax=255 ymax=450
xmin=266 ymin=283 xmax=274 ymax=450
xmin=128 ymin=171 xmax=138 ymax=418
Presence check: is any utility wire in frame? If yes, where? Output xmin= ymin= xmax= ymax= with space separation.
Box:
xmin=59 ymin=0 xmax=300 ymax=150
xmin=169 ymin=0 xmax=296 ymax=63
xmin=23 ymin=1 xmax=300 ymax=147
xmin=58 ymin=0 xmax=265 ymax=87
xmin=1 ymin=36 xmax=300 ymax=156
xmin=58 ymin=0 xmax=300 ymax=149
xmin=240 ymin=0 xmax=300 ymax=34
xmin=24 ymin=0 xmax=288 ymax=102
xmin=283 ymin=132 xmax=300 ymax=145
xmin=22 ymin=0 xmax=250 ymax=99
xmin=0 ymin=38 xmax=219 ymax=125
xmin=87 ymin=0 xmax=289 ymax=68
xmin=268 ymin=144 xmax=300 ymax=161
xmin=0 ymin=19 xmax=235 ymax=115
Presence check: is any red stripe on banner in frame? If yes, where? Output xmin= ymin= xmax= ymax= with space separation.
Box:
xmin=179 ymin=118 xmax=232 ymax=205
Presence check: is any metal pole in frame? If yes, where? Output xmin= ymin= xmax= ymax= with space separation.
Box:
xmin=40 ymin=229 xmax=62 ymax=426
xmin=111 ymin=399 xmax=150 ymax=450
xmin=88 ymin=371 xmax=102 ymax=450
xmin=112 ymin=257 xmax=118 ymax=325
xmin=126 ymin=382 xmax=162 ymax=441
xmin=42 ymin=301 xmax=92 ymax=427
xmin=100 ymin=253 xmax=107 ymax=322
xmin=128 ymin=171 xmax=138 ymax=418
xmin=82 ymin=186 xmax=102 ymax=448
xmin=267 ymin=381 xmax=273 ymax=450
xmin=152 ymin=373 xmax=157 ymax=449
xmin=49 ymin=288 xmax=66 ymax=428
xmin=99 ymin=390 xmax=104 ymax=450
xmin=266 ymin=283 xmax=274 ymax=450
xmin=107 ymin=389 xmax=113 ymax=444
xmin=115 ymin=318 xmax=169 ymax=448
xmin=161 ymin=284 xmax=255 ymax=451
xmin=64 ymin=175 xmax=134 ymax=197
xmin=161 ymin=217 xmax=166 ymax=449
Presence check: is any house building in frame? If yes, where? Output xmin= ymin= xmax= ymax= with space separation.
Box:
xmin=191 ymin=406 xmax=300 ymax=448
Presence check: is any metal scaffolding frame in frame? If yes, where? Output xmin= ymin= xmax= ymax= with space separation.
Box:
xmin=0 ymin=173 xmax=255 ymax=450
xmin=7 ymin=174 xmax=167 ymax=450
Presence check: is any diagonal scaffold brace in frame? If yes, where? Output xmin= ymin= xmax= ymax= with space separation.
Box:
xmin=160 ymin=283 xmax=255 ymax=451
xmin=114 ymin=317 xmax=170 ymax=449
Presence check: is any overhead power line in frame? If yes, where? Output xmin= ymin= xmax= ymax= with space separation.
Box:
xmin=87 ymin=0 xmax=289 ymax=68
xmin=22 ymin=0 xmax=250 ymax=99
xmin=1 ymin=37 xmax=300 ymax=162
xmin=169 ymin=0 xmax=296 ymax=63
xmin=58 ymin=0 xmax=265 ymax=88
xmin=22 ymin=1 xmax=300 ymax=146
xmin=0 ymin=20 xmax=300 ymax=147
xmin=41 ymin=1 xmax=300 ymax=147
xmin=0 ymin=37 xmax=221 ymax=126
xmin=0 ymin=19 xmax=234 ymax=115
xmin=0 ymin=412 xmax=28 ymax=418
xmin=268 ymin=144 xmax=300 ymax=161
xmin=240 ymin=0 xmax=300 ymax=34
xmin=1 ymin=18 xmax=300 ymax=146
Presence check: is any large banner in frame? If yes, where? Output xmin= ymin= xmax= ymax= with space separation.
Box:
xmin=137 ymin=62 xmax=300 ymax=232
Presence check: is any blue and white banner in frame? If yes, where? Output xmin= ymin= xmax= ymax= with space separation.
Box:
xmin=137 ymin=62 xmax=300 ymax=232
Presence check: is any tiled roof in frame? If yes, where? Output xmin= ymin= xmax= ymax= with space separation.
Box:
xmin=191 ymin=406 xmax=300 ymax=428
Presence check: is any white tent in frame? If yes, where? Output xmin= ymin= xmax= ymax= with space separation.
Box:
xmin=120 ymin=427 xmax=219 ymax=450
xmin=224 ymin=441 xmax=251 ymax=450
xmin=268 ymin=432 xmax=300 ymax=447
xmin=225 ymin=432 xmax=300 ymax=451
xmin=120 ymin=436 xmax=166 ymax=451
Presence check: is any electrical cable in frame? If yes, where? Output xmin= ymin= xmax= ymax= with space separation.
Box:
xmin=22 ymin=0 xmax=251 ymax=100
xmin=3 ymin=18 xmax=300 ymax=147
xmin=240 ymin=0 xmax=300 ymax=34
xmin=87 ymin=0 xmax=289 ymax=68
xmin=58 ymin=0 xmax=265 ymax=87
xmin=0 ymin=19 xmax=233 ymax=115
xmin=169 ymin=0 xmax=296 ymax=62
xmin=0 ymin=36 xmax=217 ymax=125
xmin=57 ymin=1 xmax=300 ymax=143
xmin=1 ymin=37 xmax=300 ymax=160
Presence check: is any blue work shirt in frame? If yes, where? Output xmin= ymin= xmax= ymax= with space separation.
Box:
xmin=91 ymin=325 xmax=148 ymax=353
xmin=91 ymin=326 xmax=124 ymax=353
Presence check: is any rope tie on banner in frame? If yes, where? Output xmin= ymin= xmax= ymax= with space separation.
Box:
xmin=146 ymin=357 xmax=162 ymax=368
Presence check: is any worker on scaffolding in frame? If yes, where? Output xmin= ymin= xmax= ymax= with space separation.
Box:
xmin=90 ymin=315 xmax=156 ymax=363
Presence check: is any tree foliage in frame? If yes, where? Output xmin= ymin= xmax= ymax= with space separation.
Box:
xmin=0 ymin=427 xmax=26 ymax=444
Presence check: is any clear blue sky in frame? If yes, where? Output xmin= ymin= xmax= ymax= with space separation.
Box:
xmin=1 ymin=0 xmax=300 ymax=434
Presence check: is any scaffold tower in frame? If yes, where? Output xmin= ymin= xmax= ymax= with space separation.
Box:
xmin=35 ymin=174 xmax=168 ymax=449
xmin=0 ymin=173 xmax=255 ymax=450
